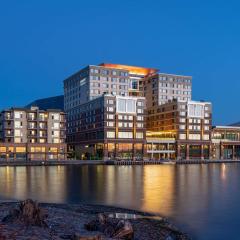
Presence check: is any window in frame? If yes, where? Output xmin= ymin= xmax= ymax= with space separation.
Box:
xmin=189 ymin=134 xmax=201 ymax=140
xmin=137 ymin=116 xmax=144 ymax=121
xmin=179 ymin=125 xmax=185 ymax=130
xmin=118 ymin=132 xmax=133 ymax=139
xmin=203 ymin=135 xmax=210 ymax=140
xmin=52 ymin=113 xmax=60 ymax=120
xmin=107 ymin=122 xmax=114 ymax=127
xmin=204 ymin=126 xmax=209 ymax=131
xmin=136 ymin=132 xmax=143 ymax=139
xmin=53 ymin=138 xmax=59 ymax=143
xmin=179 ymin=118 xmax=186 ymax=123
xmin=107 ymin=114 xmax=114 ymax=120
xmin=137 ymin=123 xmax=143 ymax=128
xmin=39 ymin=139 xmax=46 ymax=143
xmin=137 ymin=108 xmax=143 ymax=114
xmin=116 ymin=97 xmax=136 ymax=114
xmin=107 ymin=131 xmax=115 ymax=138
xmin=52 ymin=131 xmax=59 ymax=137
xmin=107 ymin=107 xmax=114 ymax=112
xmin=118 ymin=122 xmax=123 ymax=127
xmin=179 ymin=134 xmax=186 ymax=140
xmin=14 ymin=111 xmax=22 ymax=119
xmin=53 ymin=122 xmax=60 ymax=129
xmin=108 ymin=99 xmax=114 ymax=104
xmin=14 ymin=121 xmax=22 ymax=128
xmin=14 ymin=137 xmax=22 ymax=143
xmin=14 ymin=129 xmax=21 ymax=137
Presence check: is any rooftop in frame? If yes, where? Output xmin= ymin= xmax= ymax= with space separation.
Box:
xmin=99 ymin=63 xmax=159 ymax=76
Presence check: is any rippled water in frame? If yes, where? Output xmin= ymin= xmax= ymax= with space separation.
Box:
xmin=0 ymin=164 xmax=238 ymax=239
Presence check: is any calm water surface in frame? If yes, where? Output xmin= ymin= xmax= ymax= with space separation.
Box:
xmin=0 ymin=164 xmax=238 ymax=239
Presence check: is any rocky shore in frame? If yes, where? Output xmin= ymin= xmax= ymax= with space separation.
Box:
xmin=0 ymin=200 xmax=190 ymax=240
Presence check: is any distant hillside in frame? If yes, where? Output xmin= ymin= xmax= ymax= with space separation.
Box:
xmin=25 ymin=95 xmax=64 ymax=111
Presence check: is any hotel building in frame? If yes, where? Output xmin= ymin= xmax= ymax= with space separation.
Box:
xmin=146 ymin=100 xmax=212 ymax=160
xmin=67 ymin=94 xmax=146 ymax=160
xmin=0 ymin=107 xmax=67 ymax=160
xmin=64 ymin=62 xmax=213 ymax=161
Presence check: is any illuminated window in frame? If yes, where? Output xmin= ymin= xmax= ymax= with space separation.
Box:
xmin=118 ymin=132 xmax=133 ymax=139
xmin=16 ymin=147 xmax=26 ymax=153
xmin=14 ymin=129 xmax=22 ymax=137
xmin=14 ymin=121 xmax=22 ymax=128
xmin=14 ymin=137 xmax=21 ymax=143
xmin=107 ymin=131 xmax=115 ymax=138
xmin=107 ymin=114 xmax=114 ymax=120
xmin=107 ymin=122 xmax=114 ymax=127
xmin=189 ymin=134 xmax=201 ymax=140
xmin=136 ymin=132 xmax=143 ymax=139
xmin=179 ymin=134 xmax=186 ymax=140
xmin=203 ymin=135 xmax=210 ymax=140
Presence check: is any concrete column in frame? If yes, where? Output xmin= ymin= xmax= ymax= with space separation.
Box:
xmin=132 ymin=144 xmax=136 ymax=161
xmin=201 ymin=145 xmax=204 ymax=160
xmin=209 ymin=144 xmax=212 ymax=160
xmin=167 ymin=143 xmax=170 ymax=159
xmin=220 ymin=143 xmax=224 ymax=160
xmin=186 ymin=144 xmax=190 ymax=160
xmin=103 ymin=143 xmax=108 ymax=160
xmin=232 ymin=145 xmax=235 ymax=160
xmin=177 ymin=144 xmax=181 ymax=160
xmin=151 ymin=142 xmax=153 ymax=159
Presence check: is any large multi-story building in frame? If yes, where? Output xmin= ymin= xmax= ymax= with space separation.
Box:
xmin=64 ymin=62 xmax=214 ymax=161
xmin=146 ymin=100 xmax=212 ymax=160
xmin=67 ymin=94 xmax=146 ymax=160
xmin=64 ymin=63 xmax=158 ymax=113
xmin=0 ymin=107 xmax=67 ymax=160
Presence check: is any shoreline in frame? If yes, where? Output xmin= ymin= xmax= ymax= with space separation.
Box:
xmin=0 ymin=159 xmax=238 ymax=167
xmin=0 ymin=201 xmax=190 ymax=239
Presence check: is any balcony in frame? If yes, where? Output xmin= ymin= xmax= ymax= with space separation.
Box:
xmin=28 ymin=125 xmax=37 ymax=129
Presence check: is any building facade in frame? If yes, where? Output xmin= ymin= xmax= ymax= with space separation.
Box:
xmin=212 ymin=126 xmax=240 ymax=159
xmin=0 ymin=107 xmax=67 ymax=160
xmin=146 ymin=100 xmax=212 ymax=160
xmin=67 ymin=94 xmax=146 ymax=160
xmin=64 ymin=62 xmax=219 ymax=161
xmin=143 ymin=73 xmax=192 ymax=109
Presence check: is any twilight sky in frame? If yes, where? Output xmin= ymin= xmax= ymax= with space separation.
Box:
xmin=0 ymin=0 xmax=239 ymax=125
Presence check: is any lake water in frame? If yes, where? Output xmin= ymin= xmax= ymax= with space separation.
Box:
xmin=0 ymin=163 xmax=238 ymax=239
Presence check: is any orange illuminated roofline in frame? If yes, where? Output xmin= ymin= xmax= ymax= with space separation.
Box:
xmin=99 ymin=63 xmax=159 ymax=76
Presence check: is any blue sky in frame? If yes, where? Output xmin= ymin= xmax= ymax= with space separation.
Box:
xmin=0 ymin=0 xmax=239 ymax=124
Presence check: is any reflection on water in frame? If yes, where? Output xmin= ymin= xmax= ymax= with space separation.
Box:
xmin=0 ymin=164 xmax=239 ymax=239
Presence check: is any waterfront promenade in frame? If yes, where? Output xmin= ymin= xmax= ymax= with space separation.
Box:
xmin=0 ymin=159 xmax=240 ymax=166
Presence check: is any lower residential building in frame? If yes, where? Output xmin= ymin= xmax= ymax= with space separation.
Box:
xmin=212 ymin=126 xmax=240 ymax=159
xmin=146 ymin=99 xmax=212 ymax=160
xmin=0 ymin=107 xmax=67 ymax=160
xmin=67 ymin=94 xmax=146 ymax=160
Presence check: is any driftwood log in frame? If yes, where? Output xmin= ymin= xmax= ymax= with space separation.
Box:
xmin=85 ymin=213 xmax=134 ymax=240
xmin=2 ymin=199 xmax=47 ymax=227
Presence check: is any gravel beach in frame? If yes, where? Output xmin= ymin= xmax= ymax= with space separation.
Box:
xmin=0 ymin=201 xmax=190 ymax=240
